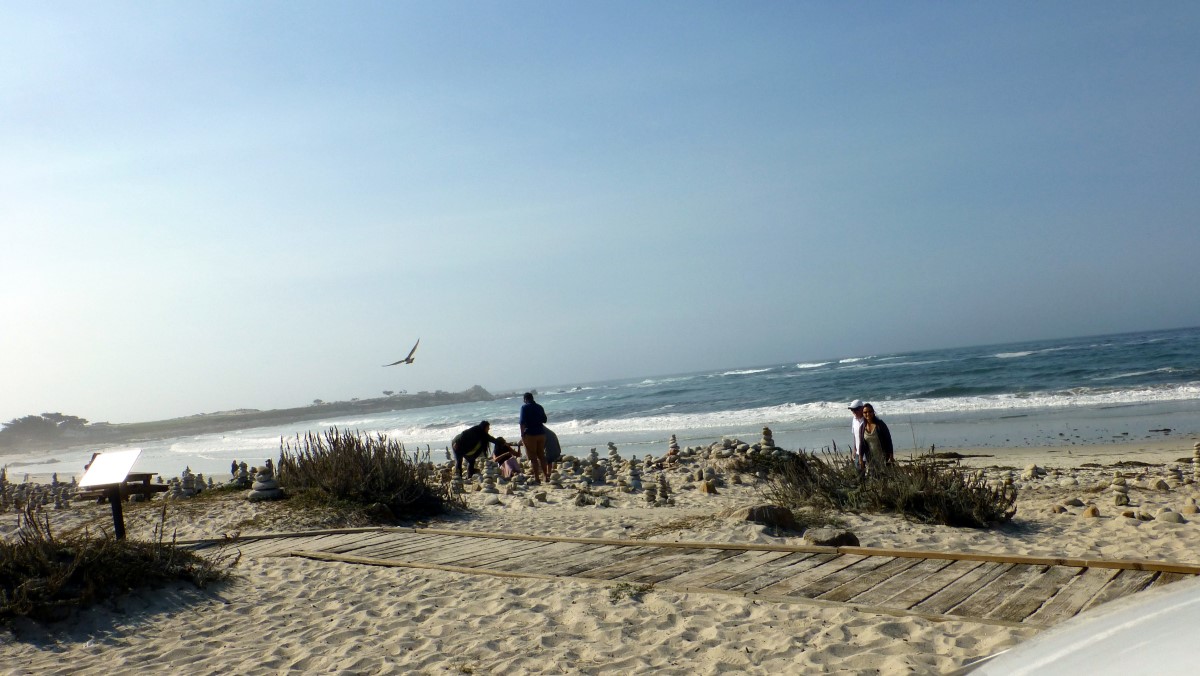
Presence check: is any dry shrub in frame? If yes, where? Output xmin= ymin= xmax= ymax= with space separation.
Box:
xmin=0 ymin=505 xmax=234 ymax=622
xmin=277 ymin=427 xmax=465 ymax=519
xmin=764 ymin=450 xmax=1017 ymax=528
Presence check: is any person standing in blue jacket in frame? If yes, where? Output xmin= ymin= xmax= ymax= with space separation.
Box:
xmin=519 ymin=392 xmax=550 ymax=483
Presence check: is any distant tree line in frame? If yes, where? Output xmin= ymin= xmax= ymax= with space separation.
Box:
xmin=0 ymin=413 xmax=95 ymax=448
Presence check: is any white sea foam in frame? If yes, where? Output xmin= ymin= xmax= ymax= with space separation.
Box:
xmin=995 ymin=351 xmax=1034 ymax=359
xmin=795 ymin=362 xmax=830 ymax=369
xmin=1092 ymin=368 xmax=1177 ymax=382
xmin=719 ymin=368 xmax=772 ymax=376
xmin=838 ymin=357 xmax=869 ymax=364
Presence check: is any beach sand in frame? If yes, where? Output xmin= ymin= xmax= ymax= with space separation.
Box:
xmin=3 ymin=435 xmax=1200 ymax=675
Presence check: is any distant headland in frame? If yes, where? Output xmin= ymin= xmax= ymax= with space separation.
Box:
xmin=0 ymin=386 xmax=496 ymax=453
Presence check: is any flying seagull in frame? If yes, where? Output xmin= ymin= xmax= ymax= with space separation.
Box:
xmin=383 ymin=338 xmax=420 ymax=367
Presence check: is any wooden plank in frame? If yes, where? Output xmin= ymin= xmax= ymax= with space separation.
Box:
xmin=574 ymin=547 xmax=684 ymax=581
xmin=302 ymin=533 xmax=376 ymax=552
xmin=350 ymin=534 xmax=451 ymax=559
xmin=950 ymin=565 xmax=1048 ymax=618
xmin=668 ymin=550 xmax=790 ymax=587
xmin=912 ymin=561 xmax=1012 ymax=614
xmin=410 ymin=537 xmax=521 ymax=565
xmin=667 ymin=552 xmax=777 ymax=590
xmin=332 ymin=533 xmax=434 ymax=557
xmin=616 ymin=547 xmax=723 ymax=584
xmin=181 ymin=527 xmax=1200 ymax=575
xmin=486 ymin=541 xmax=602 ymax=572
xmin=450 ymin=543 xmax=559 ymax=570
xmin=1150 ymin=571 xmax=1190 ymax=588
xmin=521 ymin=544 xmax=627 ymax=576
xmin=851 ymin=558 xmax=963 ymax=606
xmin=626 ymin=548 xmax=742 ymax=585
xmin=237 ymin=536 xmax=312 ymax=557
xmin=838 ymin=546 xmax=1200 ymax=575
xmin=791 ymin=555 xmax=900 ymax=599
xmin=1024 ymin=566 xmax=1122 ymax=626
xmin=437 ymin=538 xmax=558 ymax=567
xmin=329 ymin=532 xmax=412 ymax=555
xmin=1081 ymin=569 xmax=1157 ymax=612
xmin=711 ymin=552 xmax=826 ymax=592
xmin=818 ymin=556 xmax=925 ymax=603
xmin=484 ymin=542 xmax=593 ymax=573
xmin=335 ymin=536 xmax=430 ymax=559
xmin=988 ymin=565 xmax=1084 ymax=623
xmin=750 ymin=554 xmax=865 ymax=597
xmin=413 ymin=527 xmax=839 ymax=554
xmin=547 ymin=545 xmax=630 ymax=577
xmin=458 ymin=541 xmax=568 ymax=571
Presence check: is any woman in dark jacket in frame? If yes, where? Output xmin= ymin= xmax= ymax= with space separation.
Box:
xmin=452 ymin=420 xmax=496 ymax=478
xmin=857 ymin=404 xmax=894 ymax=473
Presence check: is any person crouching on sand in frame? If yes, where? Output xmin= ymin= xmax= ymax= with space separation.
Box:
xmin=858 ymin=403 xmax=894 ymax=474
xmin=452 ymin=420 xmax=496 ymax=479
xmin=519 ymin=392 xmax=551 ymax=483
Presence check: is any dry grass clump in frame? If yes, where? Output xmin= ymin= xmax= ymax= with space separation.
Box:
xmin=765 ymin=450 xmax=1018 ymax=528
xmin=277 ymin=427 xmax=465 ymax=520
xmin=0 ymin=505 xmax=234 ymax=622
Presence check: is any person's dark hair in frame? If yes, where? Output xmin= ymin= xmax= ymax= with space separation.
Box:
xmin=523 ymin=392 xmax=534 ymax=403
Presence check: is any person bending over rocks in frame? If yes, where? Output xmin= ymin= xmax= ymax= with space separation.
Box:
xmin=453 ymin=420 xmax=496 ymax=479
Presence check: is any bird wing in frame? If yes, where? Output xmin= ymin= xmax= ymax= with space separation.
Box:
xmin=382 ymin=338 xmax=420 ymax=367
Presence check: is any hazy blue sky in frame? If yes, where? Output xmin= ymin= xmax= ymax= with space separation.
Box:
xmin=3 ymin=1 xmax=1198 ymax=424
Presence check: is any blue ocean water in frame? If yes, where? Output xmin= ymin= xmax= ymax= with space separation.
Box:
xmin=6 ymin=327 xmax=1200 ymax=480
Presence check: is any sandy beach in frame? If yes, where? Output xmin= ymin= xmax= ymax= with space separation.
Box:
xmin=3 ymin=434 xmax=1200 ymax=675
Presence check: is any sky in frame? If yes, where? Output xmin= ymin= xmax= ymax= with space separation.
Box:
xmin=3 ymin=1 xmax=1199 ymax=425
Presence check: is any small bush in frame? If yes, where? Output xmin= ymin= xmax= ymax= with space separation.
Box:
xmin=0 ymin=505 xmax=234 ymax=622
xmin=764 ymin=450 xmax=1017 ymax=528
xmin=277 ymin=427 xmax=465 ymax=519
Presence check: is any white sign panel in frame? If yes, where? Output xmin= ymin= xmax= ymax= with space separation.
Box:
xmin=79 ymin=449 xmax=142 ymax=488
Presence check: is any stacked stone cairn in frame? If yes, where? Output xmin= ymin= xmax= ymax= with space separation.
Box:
xmin=626 ymin=459 xmax=643 ymax=492
xmin=179 ymin=467 xmax=198 ymax=498
xmin=227 ymin=462 xmax=252 ymax=489
xmin=1111 ymin=473 xmax=1130 ymax=506
xmin=760 ymin=427 xmax=775 ymax=451
xmin=1169 ymin=465 xmax=1185 ymax=487
xmin=247 ymin=463 xmax=285 ymax=501
xmin=481 ymin=463 xmax=499 ymax=494
xmin=587 ymin=448 xmax=605 ymax=485
xmin=1194 ymin=442 xmax=1200 ymax=482
xmin=656 ymin=472 xmax=672 ymax=505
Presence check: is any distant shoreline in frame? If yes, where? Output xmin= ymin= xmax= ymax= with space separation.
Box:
xmin=0 ymin=386 xmax=495 ymax=456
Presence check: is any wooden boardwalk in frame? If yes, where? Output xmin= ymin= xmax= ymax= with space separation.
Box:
xmin=184 ymin=528 xmax=1200 ymax=629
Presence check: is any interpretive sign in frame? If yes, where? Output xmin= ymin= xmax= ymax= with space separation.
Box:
xmin=79 ymin=449 xmax=142 ymax=488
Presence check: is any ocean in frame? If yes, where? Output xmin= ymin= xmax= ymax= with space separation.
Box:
xmin=5 ymin=327 xmax=1200 ymax=482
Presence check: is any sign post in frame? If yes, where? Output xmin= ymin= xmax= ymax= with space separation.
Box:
xmin=79 ymin=450 xmax=142 ymax=540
